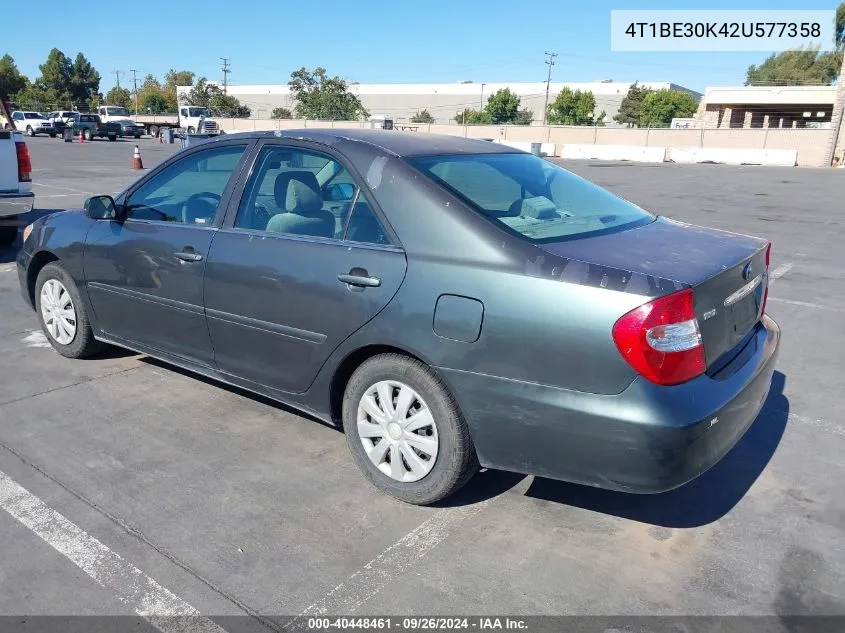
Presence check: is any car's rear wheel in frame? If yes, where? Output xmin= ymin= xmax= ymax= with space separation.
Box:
xmin=83 ymin=128 xmax=91 ymax=141
xmin=25 ymin=125 xmax=34 ymax=136
xmin=342 ymin=354 xmax=479 ymax=505
xmin=0 ymin=226 xmax=17 ymax=247
xmin=108 ymin=134 xmax=117 ymax=141
xmin=35 ymin=262 xmax=104 ymax=359
xmin=49 ymin=132 xmax=56 ymax=138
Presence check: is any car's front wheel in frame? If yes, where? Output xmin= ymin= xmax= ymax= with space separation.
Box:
xmin=342 ymin=354 xmax=479 ymax=505
xmin=25 ymin=126 xmax=34 ymax=136
xmin=35 ymin=262 xmax=104 ymax=358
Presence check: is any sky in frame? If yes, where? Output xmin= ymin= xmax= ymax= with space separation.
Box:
xmin=3 ymin=0 xmax=841 ymax=94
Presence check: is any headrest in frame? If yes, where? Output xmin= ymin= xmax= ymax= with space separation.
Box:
xmin=510 ymin=196 xmax=559 ymax=220
xmin=274 ymin=171 xmax=322 ymax=215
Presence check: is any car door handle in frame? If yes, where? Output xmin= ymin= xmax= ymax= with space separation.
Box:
xmin=174 ymin=251 xmax=203 ymax=262
xmin=338 ymin=272 xmax=381 ymax=288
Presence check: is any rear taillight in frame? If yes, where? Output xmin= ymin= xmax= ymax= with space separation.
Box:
xmin=612 ymin=288 xmax=706 ymax=386
xmin=762 ymin=242 xmax=771 ymax=315
xmin=95 ymin=122 xmax=100 ymax=129
xmin=15 ymin=141 xmax=31 ymax=182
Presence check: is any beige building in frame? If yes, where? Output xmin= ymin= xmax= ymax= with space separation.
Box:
xmin=696 ymin=85 xmax=838 ymax=129
xmin=201 ymin=81 xmax=700 ymax=125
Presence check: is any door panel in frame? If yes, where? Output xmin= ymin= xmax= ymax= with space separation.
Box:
xmin=85 ymin=222 xmax=217 ymax=365
xmin=204 ymin=233 xmax=406 ymax=392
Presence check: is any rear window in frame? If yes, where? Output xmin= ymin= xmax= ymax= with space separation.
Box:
xmin=406 ymin=153 xmax=654 ymax=243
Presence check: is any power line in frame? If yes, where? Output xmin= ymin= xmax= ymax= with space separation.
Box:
xmin=542 ymin=51 xmax=557 ymax=126
xmin=130 ymin=69 xmax=139 ymax=115
xmin=220 ymin=58 xmax=231 ymax=94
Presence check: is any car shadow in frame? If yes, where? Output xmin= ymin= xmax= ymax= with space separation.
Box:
xmin=139 ymin=356 xmax=342 ymax=432
xmin=520 ymin=370 xmax=790 ymax=527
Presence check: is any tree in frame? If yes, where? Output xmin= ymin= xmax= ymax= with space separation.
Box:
xmin=105 ymin=86 xmax=132 ymax=107
xmin=514 ymin=109 xmax=533 ymax=125
xmin=485 ymin=88 xmax=520 ymax=124
xmin=0 ymin=54 xmax=27 ymax=122
xmin=836 ymin=1 xmax=845 ymax=50
xmin=638 ymin=89 xmax=699 ymax=127
xmin=614 ymin=82 xmax=650 ymax=127
xmin=185 ymin=77 xmax=250 ymax=117
xmin=288 ymin=67 xmax=369 ymax=120
xmin=142 ymin=93 xmax=168 ymax=114
xmin=745 ymin=47 xmax=843 ymax=85
xmin=271 ymin=106 xmax=293 ymax=119
xmin=38 ymin=48 xmax=73 ymax=101
xmin=163 ymin=69 xmax=195 ymax=109
xmin=454 ymin=108 xmax=491 ymax=124
xmin=69 ymin=52 xmax=100 ymax=105
xmin=546 ymin=88 xmax=603 ymax=125
xmin=410 ymin=109 xmax=434 ymax=123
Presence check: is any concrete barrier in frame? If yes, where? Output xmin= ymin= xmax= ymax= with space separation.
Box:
xmin=559 ymin=144 xmax=666 ymax=162
xmin=492 ymin=139 xmax=556 ymax=156
xmin=665 ymin=147 xmax=798 ymax=167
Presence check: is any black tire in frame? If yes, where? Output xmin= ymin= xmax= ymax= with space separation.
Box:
xmin=149 ymin=125 xmax=159 ymax=138
xmin=0 ymin=226 xmax=17 ymax=247
xmin=187 ymin=126 xmax=195 ymax=134
xmin=342 ymin=354 xmax=479 ymax=505
xmin=26 ymin=125 xmax=34 ymax=137
xmin=108 ymin=134 xmax=117 ymax=141
xmin=34 ymin=262 xmax=105 ymax=359
xmin=134 ymin=134 xmax=141 ymax=139
xmin=49 ymin=133 xmax=56 ymax=138
xmin=83 ymin=128 xmax=91 ymax=141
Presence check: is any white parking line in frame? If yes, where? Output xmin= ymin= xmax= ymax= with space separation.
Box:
xmin=31 ymin=182 xmax=95 ymax=195
xmin=769 ymin=262 xmax=794 ymax=286
xmin=0 ymin=470 xmax=228 ymax=633
xmin=767 ymin=297 xmax=843 ymax=312
xmin=789 ymin=413 xmax=845 ymax=437
xmin=293 ymin=495 xmax=502 ymax=620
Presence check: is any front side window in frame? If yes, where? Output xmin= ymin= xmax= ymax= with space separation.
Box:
xmin=125 ymin=144 xmax=246 ymax=224
xmin=234 ymin=145 xmax=389 ymax=243
xmin=12 ymin=112 xmax=23 ymax=120
xmin=407 ymin=153 xmax=655 ymax=243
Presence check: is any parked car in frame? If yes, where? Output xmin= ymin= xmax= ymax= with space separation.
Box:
xmin=69 ymin=114 xmax=120 ymax=141
xmin=0 ymin=128 xmax=33 ymax=246
xmin=15 ymin=130 xmax=781 ymax=504
xmin=46 ymin=110 xmax=81 ymax=136
xmin=114 ymin=119 xmax=145 ymax=139
xmin=8 ymin=111 xmax=55 ymax=137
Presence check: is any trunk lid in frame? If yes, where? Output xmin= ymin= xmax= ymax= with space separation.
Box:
xmin=538 ymin=216 xmax=770 ymax=368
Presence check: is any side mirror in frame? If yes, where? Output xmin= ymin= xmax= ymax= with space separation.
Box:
xmin=324 ymin=182 xmax=355 ymax=201
xmin=84 ymin=195 xmax=118 ymax=220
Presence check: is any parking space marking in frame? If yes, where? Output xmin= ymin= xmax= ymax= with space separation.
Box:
xmin=292 ymin=498 xmax=497 ymax=621
xmin=21 ymin=330 xmax=50 ymax=348
xmin=0 ymin=264 xmax=14 ymax=273
xmin=31 ymin=182 xmax=96 ymax=195
xmin=769 ymin=262 xmax=794 ymax=285
xmin=768 ymin=297 xmax=843 ymax=312
xmin=0 ymin=469 xmax=229 ymax=633
xmin=789 ymin=413 xmax=845 ymax=437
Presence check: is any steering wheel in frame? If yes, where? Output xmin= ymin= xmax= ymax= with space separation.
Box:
xmin=181 ymin=192 xmax=222 ymax=225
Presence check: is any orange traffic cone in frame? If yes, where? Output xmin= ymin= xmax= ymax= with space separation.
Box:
xmin=132 ymin=145 xmax=144 ymax=170
xmin=79 ymin=130 xmax=84 ymax=143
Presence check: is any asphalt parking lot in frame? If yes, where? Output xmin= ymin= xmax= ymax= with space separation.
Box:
xmin=0 ymin=135 xmax=843 ymax=628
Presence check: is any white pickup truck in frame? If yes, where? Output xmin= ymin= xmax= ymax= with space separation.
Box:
xmin=0 ymin=128 xmax=34 ymax=246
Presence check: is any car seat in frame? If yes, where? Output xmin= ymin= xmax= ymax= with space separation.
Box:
xmin=266 ymin=171 xmax=335 ymax=238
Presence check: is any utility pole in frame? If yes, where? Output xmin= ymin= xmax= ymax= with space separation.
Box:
xmin=220 ymin=58 xmax=230 ymax=95
xmin=823 ymin=52 xmax=845 ymax=166
xmin=130 ymin=69 xmax=139 ymax=115
xmin=112 ymin=70 xmax=122 ymax=89
xmin=542 ymin=51 xmax=557 ymax=126
xmin=480 ymin=83 xmax=486 ymax=111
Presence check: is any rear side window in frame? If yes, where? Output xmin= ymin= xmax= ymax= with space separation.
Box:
xmin=407 ymin=153 xmax=655 ymax=243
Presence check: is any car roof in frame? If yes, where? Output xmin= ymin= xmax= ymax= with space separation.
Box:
xmin=216 ymin=128 xmax=522 ymax=158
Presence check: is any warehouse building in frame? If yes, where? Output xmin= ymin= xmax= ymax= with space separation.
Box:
xmin=212 ymin=81 xmax=700 ymax=125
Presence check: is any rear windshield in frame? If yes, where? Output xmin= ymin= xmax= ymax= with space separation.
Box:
xmin=406 ymin=152 xmax=654 ymax=242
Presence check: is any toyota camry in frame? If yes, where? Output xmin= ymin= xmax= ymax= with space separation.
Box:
xmin=16 ymin=129 xmax=780 ymax=504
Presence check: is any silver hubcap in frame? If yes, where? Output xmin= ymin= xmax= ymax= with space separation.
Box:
xmin=357 ymin=380 xmax=439 ymax=483
xmin=40 ymin=279 xmax=77 ymax=345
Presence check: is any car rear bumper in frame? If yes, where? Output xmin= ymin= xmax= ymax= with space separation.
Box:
xmin=0 ymin=191 xmax=34 ymax=219
xmin=439 ymin=314 xmax=781 ymax=493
